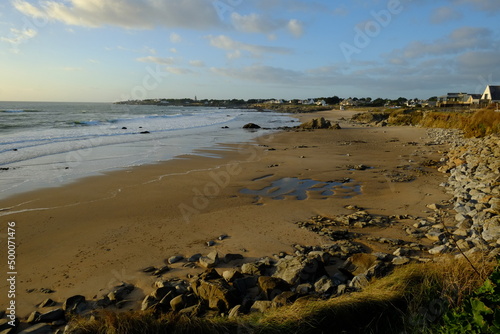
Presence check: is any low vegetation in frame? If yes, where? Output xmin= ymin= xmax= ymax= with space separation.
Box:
xmin=67 ymin=256 xmax=495 ymax=334
xmin=352 ymin=107 xmax=500 ymax=137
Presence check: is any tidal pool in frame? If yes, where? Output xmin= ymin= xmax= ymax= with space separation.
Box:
xmin=240 ymin=177 xmax=362 ymax=200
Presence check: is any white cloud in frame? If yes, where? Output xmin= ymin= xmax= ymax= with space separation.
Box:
xmin=169 ymin=48 xmax=178 ymax=53
xmin=211 ymin=65 xmax=304 ymax=84
xmin=12 ymin=0 xmax=222 ymax=30
xmin=170 ymin=32 xmax=182 ymax=43
xmin=0 ymin=27 xmax=37 ymax=47
xmin=189 ymin=60 xmax=205 ymax=67
xmin=430 ymin=7 xmax=463 ymax=24
xmin=387 ymin=27 xmax=493 ymax=60
xmin=451 ymin=0 xmax=500 ymax=12
xmin=136 ymin=56 xmax=177 ymax=65
xmin=207 ymin=35 xmax=292 ymax=58
xmin=231 ymin=13 xmax=279 ymax=34
xmin=166 ymin=67 xmax=193 ymax=75
xmin=287 ymin=19 xmax=304 ymax=38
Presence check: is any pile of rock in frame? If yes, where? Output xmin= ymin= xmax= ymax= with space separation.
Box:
xmin=16 ymin=239 xmax=413 ymax=334
xmin=437 ymin=133 xmax=500 ymax=257
xmin=299 ymin=117 xmax=341 ymax=130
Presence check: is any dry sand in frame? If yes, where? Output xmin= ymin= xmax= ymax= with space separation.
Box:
xmin=0 ymin=110 xmax=451 ymax=316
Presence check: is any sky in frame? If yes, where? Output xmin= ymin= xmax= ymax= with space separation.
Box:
xmin=0 ymin=0 xmax=499 ymax=102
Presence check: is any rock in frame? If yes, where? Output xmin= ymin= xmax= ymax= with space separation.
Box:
xmin=187 ymin=254 xmax=202 ymax=262
xmin=426 ymin=203 xmax=440 ymax=211
xmin=218 ymin=234 xmax=228 ymax=240
xmin=222 ymin=269 xmax=243 ymax=283
xmin=38 ymin=308 xmax=65 ymax=323
xmin=482 ymin=216 xmax=500 ymax=242
xmin=191 ymin=279 xmax=240 ymax=312
xmin=295 ymin=283 xmax=313 ymax=295
xmin=349 ymin=274 xmax=369 ymax=289
xmin=273 ymin=256 xmax=326 ymax=285
xmin=490 ymin=198 xmax=500 ymax=214
xmin=299 ymin=117 xmax=337 ymax=130
xmin=314 ymin=276 xmax=337 ymax=294
xmin=228 ymin=305 xmax=242 ymax=319
xmin=142 ymin=266 xmax=156 ymax=273
xmin=258 ymin=276 xmax=291 ymax=299
xmin=206 ymin=240 xmax=215 ymax=247
xmin=392 ymin=256 xmax=410 ymax=265
xmin=199 ymin=268 xmax=222 ymax=281
xmin=339 ymin=253 xmax=377 ymax=277
xmin=429 ymin=245 xmax=448 ymax=255
xmin=38 ymin=299 xmax=56 ymax=308
xmin=392 ymin=248 xmax=409 ymax=257
xmin=233 ymin=276 xmax=258 ymax=295
xmin=168 ymin=255 xmax=183 ymax=264
xmin=63 ymin=295 xmax=87 ymax=313
xmin=0 ymin=318 xmax=18 ymax=333
xmin=272 ymin=291 xmax=298 ymax=307
xmin=455 ymin=213 xmax=470 ymax=223
xmin=151 ymin=286 xmax=174 ymax=300
xmin=199 ymin=253 xmax=219 ymax=269
xmin=18 ymin=323 xmax=53 ymax=334
xmin=27 ymin=311 xmax=41 ymax=324
xmin=425 ymin=231 xmax=443 ymax=242
xmin=243 ymin=123 xmax=261 ymax=129
xmin=159 ymin=291 xmax=176 ymax=307
xmin=250 ymin=301 xmax=274 ymax=313
xmin=141 ymin=295 xmax=158 ymax=311
xmin=152 ymin=265 xmax=170 ymax=276
xmin=241 ymin=262 xmax=262 ymax=275
xmin=107 ymin=283 xmax=134 ymax=302
xmin=170 ymin=295 xmax=186 ymax=312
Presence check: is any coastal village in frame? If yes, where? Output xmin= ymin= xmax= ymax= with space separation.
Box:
xmin=118 ymin=85 xmax=500 ymax=111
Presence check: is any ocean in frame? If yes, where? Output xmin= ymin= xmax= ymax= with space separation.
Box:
xmin=0 ymin=102 xmax=296 ymax=199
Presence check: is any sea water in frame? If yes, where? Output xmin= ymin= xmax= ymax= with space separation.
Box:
xmin=0 ymin=102 xmax=296 ymax=199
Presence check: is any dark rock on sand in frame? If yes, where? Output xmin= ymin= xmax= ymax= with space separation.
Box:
xmin=243 ymin=123 xmax=261 ymax=129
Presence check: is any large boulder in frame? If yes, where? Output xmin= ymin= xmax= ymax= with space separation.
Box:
xmin=243 ymin=123 xmax=261 ymax=129
xmin=299 ymin=117 xmax=340 ymax=130
xmin=191 ymin=279 xmax=240 ymax=312
xmin=339 ymin=253 xmax=378 ymax=277
xmin=273 ymin=256 xmax=326 ymax=285
xmin=258 ymin=276 xmax=291 ymax=299
xmin=482 ymin=216 xmax=500 ymax=242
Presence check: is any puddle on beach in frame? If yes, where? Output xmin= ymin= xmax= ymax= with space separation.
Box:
xmin=240 ymin=177 xmax=362 ymax=201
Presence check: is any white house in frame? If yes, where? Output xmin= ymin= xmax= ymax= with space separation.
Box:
xmin=481 ymin=85 xmax=500 ymax=103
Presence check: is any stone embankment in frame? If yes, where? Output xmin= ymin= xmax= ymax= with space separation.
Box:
xmin=436 ymin=131 xmax=500 ymax=257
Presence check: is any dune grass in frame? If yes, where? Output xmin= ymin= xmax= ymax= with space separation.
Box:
xmin=419 ymin=108 xmax=500 ymax=137
xmin=67 ymin=256 xmax=496 ymax=334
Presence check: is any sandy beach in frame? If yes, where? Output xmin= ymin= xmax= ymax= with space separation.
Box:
xmin=0 ymin=110 xmax=452 ymax=317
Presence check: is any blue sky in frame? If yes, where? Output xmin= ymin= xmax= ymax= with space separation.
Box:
xmin=0 ymin=0 xmax=499 ymax=102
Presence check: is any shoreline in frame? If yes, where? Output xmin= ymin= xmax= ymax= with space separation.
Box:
xmin=0 ymin=110 xmax=452 ymax=319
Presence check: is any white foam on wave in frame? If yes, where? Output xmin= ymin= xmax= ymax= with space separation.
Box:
xmin=0 ymin=107 xmax=295 ymax=199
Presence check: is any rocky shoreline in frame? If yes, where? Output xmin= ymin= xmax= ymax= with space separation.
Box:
xmin=2 ymin=123 xmax=499 ymax=334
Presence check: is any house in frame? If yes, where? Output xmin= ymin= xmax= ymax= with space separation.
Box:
xmin=481 ymin=85 xmax=500 ymax=103
xmin=340 ymin=98 xmax=358 ymax=107
xmin=437 ymin=93 xmax=475 ymax=107
xmin=316 ymin=100 xmax=327 ymax=106
xmin=302 ymin=99 xmax=316 ymax=105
